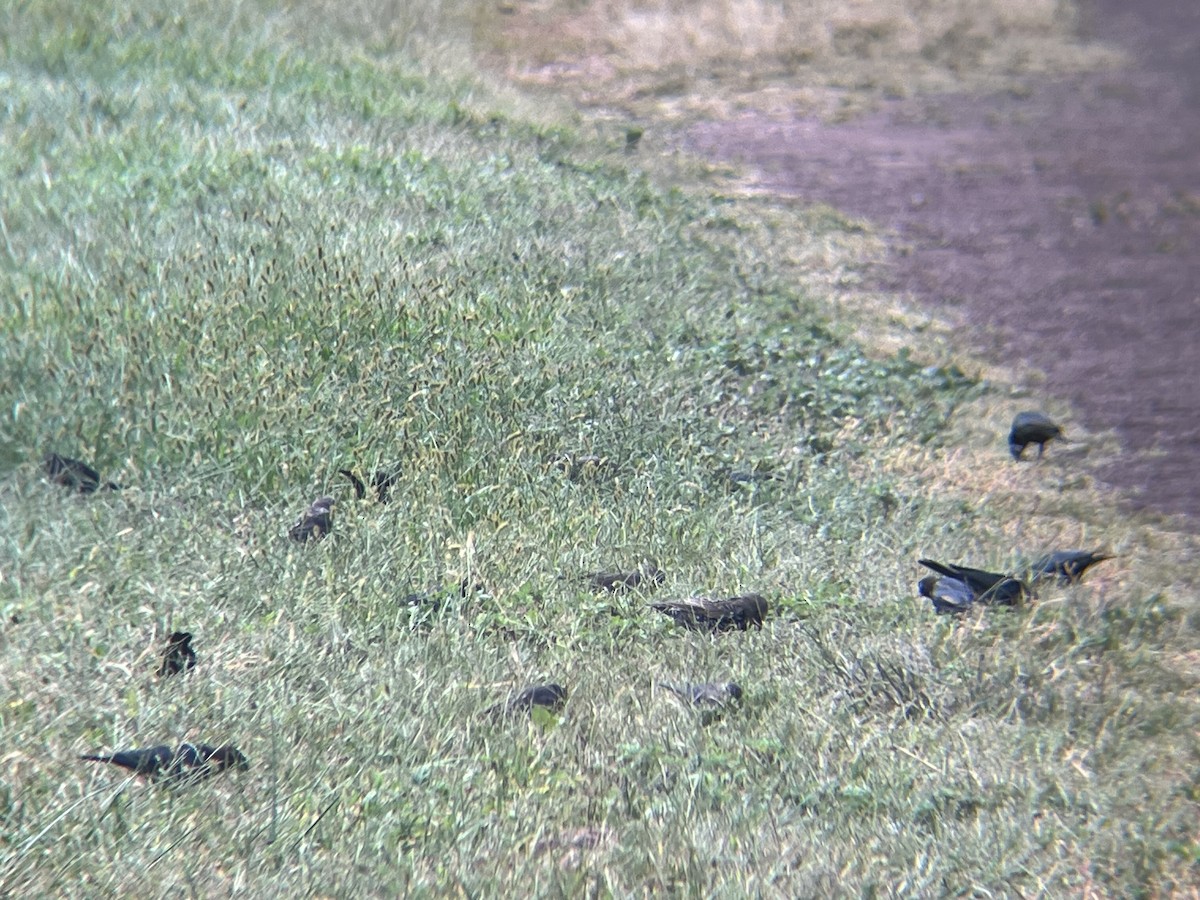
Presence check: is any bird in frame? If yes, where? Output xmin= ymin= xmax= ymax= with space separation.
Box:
xmin=401 ymin=577 xmax=484 ymax=611
xmin=81 ymin=743 xmax=248 ymax=784
xmin=1029 ymin=549 xmax=1114 ymax=584
xmin=918 ymin=559 xmax=1027 ymax=607
xmin=338 ymin=468 xmax=399 ymax=503
xmin=584 ymin=563 xmax=664 ymax=593
xmin=42 ymin=452 xmax=120 ymax=493
xmin=156 ymin=631 xmax=196 ymax=677
xmin=486 ymin=683 xmax=567 ymax=719
xmin=657 ymin=681 xmax=739 ymax=710
xmin=651 ymin=594 xmax=768 ymax=631
xmin=1009 ymin=411 xmax=1065 ymax=460
xmin=917 ymin=573 xmax=979 ymax=614
xmin=289 ymin=496 xmax=335 ymax=542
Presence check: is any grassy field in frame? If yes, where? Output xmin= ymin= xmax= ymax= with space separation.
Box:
xmin=2 ymin=1 xmax=1198 ymax=896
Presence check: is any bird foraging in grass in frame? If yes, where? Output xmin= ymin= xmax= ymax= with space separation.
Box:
xmin=651 ymin=594 xmax=768 ymax=631
xmin=289 ymin=496 xmax=335 ymax=542
xmin=42 ymin=452 xmax=120 ymax=493
xmin=81 ymin=743 xmax=248 ymax=784
xmin=584 ymin=563 xmax=664 ymax=593
xmin=338 ymin=468 xmax=399 ymax=503
xmin=1009 ymin=411 xmax=1065 ymax=460
xmin=917 ymin=573 xmax=980 ymax=615
xmin=1029 ymin=549 xmax=1114 ymax=584
xmin=157 ymin=631 xmax=196 ymax=677
xmin=658 ymin=681 xmax=743 ymax=723
xmin=917 ymin=559 xmax=1027 ymax=610
xmin=486 ymin=683 xmax=567 ymax=719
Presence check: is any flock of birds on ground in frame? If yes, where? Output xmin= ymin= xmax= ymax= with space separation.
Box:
xmin=42 ymin=408 xmax=1110 ymax=788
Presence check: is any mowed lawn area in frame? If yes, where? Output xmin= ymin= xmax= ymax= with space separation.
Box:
xmin=1 ymin=1 xmax=1198 ymax=895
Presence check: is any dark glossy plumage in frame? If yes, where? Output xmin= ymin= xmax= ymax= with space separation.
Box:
xmin=487 ymin=683 xmax=567 ymax=718
xmin=157 ymin=631 xmax=196 ymax=677
xmin=81 ymin=743 xmax=248 ymax=783
xmin=585 ymin=564 xmax=664 ymax=593
xmin=1009 ymin=411 xmax=1064 ymax=460
xmin=1030 ymin=549 xmax=1114 ymax=584
xmin=338 ymin=468 xmax=399 ymax=503
xmin=289 ymin=496 xmax=335 ymax=542
xmin=42 ymin=453 xmax=120 ymax=493
xmin=651 ymin=594 xmax=769 ymax=631
xmin=918 ymin=559 xmax=1027 ymax=608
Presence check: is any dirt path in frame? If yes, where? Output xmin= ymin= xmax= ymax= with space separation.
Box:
xmin=686 ymin=0 xmax=1200 ymax=523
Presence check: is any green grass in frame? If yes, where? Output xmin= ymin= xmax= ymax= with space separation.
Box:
xmin=2 ymin=1 xmax=1198 ymax=896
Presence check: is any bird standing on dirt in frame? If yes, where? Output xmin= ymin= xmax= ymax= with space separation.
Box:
xmin=157 ymin=631 xmax=196 ymax=677
xmin=651 ymin=594 xmax=769 ymax=631
xmin=486 ymin=683 xmax=568 ymax=718
xmin=1029 ymin=549 xmax=1114 ymax=584
xmin=81 ymin=743 xmax=248 ymax=783
xmin=1009 ymin=411 xmax=1065 ymax=460
xmin=42 ymin=453 xmax=120 ymax=493
xmin=918 ymin=559 xmax=1027 ymax=608
xmin=289 ymin=496 xmax=335 ymax=542
xmin=584 ymin=563 xmax=664 ymax=593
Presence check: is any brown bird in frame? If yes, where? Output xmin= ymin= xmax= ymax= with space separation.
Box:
xmin=157 ymin=631 xmax=196 ymax=677
xmin=651 ymin=594 xmax=768 ymax=631
xmin=584 ymin=563 xmax=664 ymax=593
xmin=486 ymin=683 xmax=567 ymax=719
xmin=42 ymin=452 xmax=120 ymax=493
xmin=81 ymin=743 xmax=248 ymax=784
xmin=289 ymin=496 xmax=335 ymax=542
xmin=1009 ymin=411 xmax=1065 ymax=460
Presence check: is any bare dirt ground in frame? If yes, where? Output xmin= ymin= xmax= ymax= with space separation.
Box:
xmin=685 ymin=0 xmax=1200 ymax=523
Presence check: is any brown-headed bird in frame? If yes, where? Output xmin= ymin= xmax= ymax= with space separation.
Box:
xmin=157 ymin=631 xmax=196 ymax=677
xmin=651 ymin=594 xmax=768 ymax=631
xmin=918 ymin=559 xmax=1027 ymax=607
xmin=1009 ymin=411 xmax=1065 ymax=460
xmin=486 ymin=683 xmax=567 ymax=719
xmin=43 ymin=452 xmax=120 ymax=493
xmin=1029 ymin=549 xmax=1114 ymax=585
xmin=917 ymin=573 xmax=978 ymax=615
xmin=81 ymin=743 xmax=248 ymax=784
xmin=289 ymin=496 xmax=335 ymax=542
xmin=658 ymin=681 xmax=743 ymax=724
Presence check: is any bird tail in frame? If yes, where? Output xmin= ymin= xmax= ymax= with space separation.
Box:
xmin=338 ymin=469 xmax=367 ymax=499
xmin=917 ymin=559 xmax=959 ymax=579
xmin=80 ymin=754 xmax=111 ymax=763
xmin=655 ymin=681 xmax=689 ymax=700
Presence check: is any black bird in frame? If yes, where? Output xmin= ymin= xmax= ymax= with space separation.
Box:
xmin=157 ymin=631 xmax=196 ymax=677
xmin=289 ymin=496 xmax=335 ymax=542
xmin=1009 ymin=411 xmax=1065 ymax=460
xmin=81 ymin=743 xmax=248 ymax=783
xmin=338 ymin=468 xmax=399 ymax=503
xmin=651 ymin=594 xmax=769 ymax=631
xmin=1030 ymin=549 xmax=1114 ymax=584
xmin=918 ymin=559 xmax=1027 ymax=606
xmin=584 ymin=564 xmax=664 ymax=593
xmin=917 ymin=573 xmax=979 ymax=614
xmin=486 ymin=683 xmax=568 ymax=719
xmin=42 ymin=452 xmax=120 ymax=493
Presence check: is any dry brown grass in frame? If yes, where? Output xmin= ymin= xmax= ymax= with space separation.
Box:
xmin=488 ymin=0 xmax=1124 ymax=120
